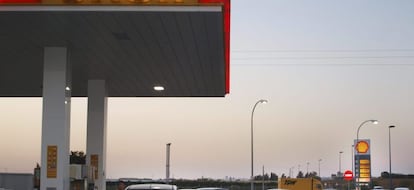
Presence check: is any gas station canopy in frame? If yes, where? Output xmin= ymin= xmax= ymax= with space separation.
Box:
xmin=0 ymin=0 xmax=230 ymax=97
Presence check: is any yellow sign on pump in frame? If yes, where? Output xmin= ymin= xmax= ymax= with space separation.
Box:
xmin=47 ymin=145 xmax=58 ymax=178
xmin=90 ymin=154 xmax=99 ymax=180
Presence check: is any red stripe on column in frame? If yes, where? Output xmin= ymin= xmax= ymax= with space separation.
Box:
xmin=199 ymin=0 xmax=230 ymax=94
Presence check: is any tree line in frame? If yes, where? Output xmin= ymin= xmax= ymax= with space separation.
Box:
xmin=381 ymin=171 xmax=414 ymax=179
xmin=253 ymin=171 xmax=320 ymax=181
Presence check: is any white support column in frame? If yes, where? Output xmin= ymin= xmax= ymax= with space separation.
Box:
xmin=40 ymin=47 xmax=71 ymax=190
xmin=86 ymin=80 xmax=107 ymax=190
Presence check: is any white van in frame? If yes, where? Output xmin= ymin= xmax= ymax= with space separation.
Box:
xmin=125 ymin=184 xmax=178 ymax=190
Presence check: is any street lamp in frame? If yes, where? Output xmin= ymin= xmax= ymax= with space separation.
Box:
xmin=389 ymin=125 xmax=395 ymax=189
xmin=339 ymin=151 xmax=343 ymax=175
xmin=355 ymin=119 xmax=378 ymax=189
xmin=356 ymin=120 xmax=378 ymax=142
xmin=251 ymin=99 xmax=268 ymax=190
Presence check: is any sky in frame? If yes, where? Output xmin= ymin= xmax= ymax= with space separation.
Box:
xmin=1 ymin=0 xmax=414 ymax=180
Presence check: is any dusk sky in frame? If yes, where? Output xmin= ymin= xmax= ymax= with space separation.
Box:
xmin=1 ymin=0 xmax=414 ymax=180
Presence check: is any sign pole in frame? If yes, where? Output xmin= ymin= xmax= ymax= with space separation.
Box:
xmin=344 ymin=170 xmax=353 ymax=190
xmin=348 ymin=181 xmax=350 ymax=190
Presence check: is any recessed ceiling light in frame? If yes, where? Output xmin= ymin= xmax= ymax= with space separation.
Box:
xmin=154 ymin=86 xmax=165 ymax=91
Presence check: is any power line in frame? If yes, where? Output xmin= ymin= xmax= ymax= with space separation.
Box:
xmin=232 ymin=49 xmax=414 ymax=53
xmin=232 ymin=56 xmax=414 ymax=60
xmin=232 ymin=63 xmax=414 ymax=66
xmin=230 ymin=49 xmax=414 ymax=65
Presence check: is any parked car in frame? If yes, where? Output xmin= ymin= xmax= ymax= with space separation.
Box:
xmin=125 ymin=184 xmax=177 ymax=190
xmin=394 ymin=187 xmax=410 ymax=190
xmin=197 ymin=188 xmax=228 ymax=190
xmin=197 ymin=187 xmax=229 ymax=190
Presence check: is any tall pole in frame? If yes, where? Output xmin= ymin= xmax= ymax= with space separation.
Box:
xmin=389 ymin=126 xmax=395 ymax=189
xmin=262 ymin=165 xmax=265 ymax=190
xmin=356 ymin=119 xmax=378 ymax=190
xmin=318 ymin=159 xmax=322 ymax=177
xmin=307 ymin=162 xmax=310 ymax=175
xmin=251 ymin=99 xmax=268 ymax=190
xmin=351 ymin=145 xmax=354 ymax=174
xmin=166 ymin=143 xmax=171 ymax=183
xmin=352 ymin=144 xmax=354 ymax=188
xmin=289 ymin=168 xmax=291 ymax=178
xmin=338 ymin=151 xmax=343 ymax=190
xmin=339 ymin=151 xmax=343 ymax=175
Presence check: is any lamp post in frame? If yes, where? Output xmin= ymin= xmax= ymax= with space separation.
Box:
xmin=318 ymin=159 xmax=322 ymax=177
xmin=339 ymin=151 xmax=343 ymax=176
xmin=355 ymin=119 xmax=378 ymax=190
xmin=307 ymin=162 xmax=310 ymax=175
xmin=251 ymin=99 xmax=268 ymax=190
xmin=389 ymin=125 xmax=395 ymax=189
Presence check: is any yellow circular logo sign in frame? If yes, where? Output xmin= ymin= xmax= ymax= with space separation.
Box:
xmin=356 ymin=141 xmax=369 ymax=153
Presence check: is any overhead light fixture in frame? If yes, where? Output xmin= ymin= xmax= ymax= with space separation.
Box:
xmin=259 ymin=99 xmax=268 ymax=104
xmin=65 ymin=86 xmax=71 ymax=91
xmin=154 ymin=86 xmax=165 ymax=91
